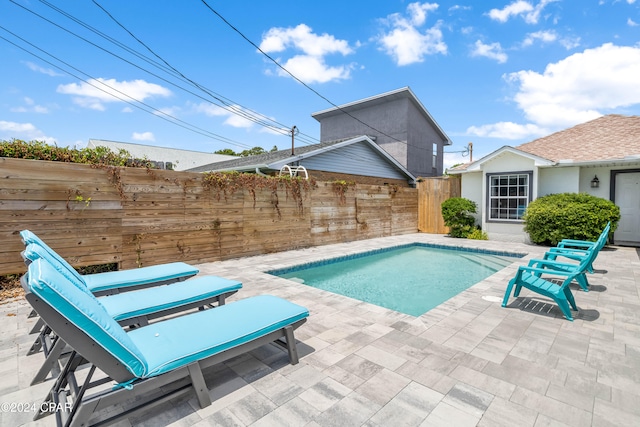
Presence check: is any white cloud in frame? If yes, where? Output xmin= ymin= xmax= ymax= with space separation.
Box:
xmin=471 ymin=40 xmax=508 ymax=63
xmin=10 ymin=97 xmax=49 ymax=114
xmin=0 ymin=120 xmax=38 ymax=133
xmin=448 ymin=5 xmax=472 ymax=13
xmin=194 ymin=103 xmax=257 ymax=129
xmin=377 ymin=2 xmax=447 ymax=66
xmin=508 ymin=43 xmax=640 ymax=128
xmin=488 ymin=1 xmax=533 ymax=22
xmin=132 ymin=132 xmax=155 ymax=142
xmin=57 ymin=78 xmax=171 ymax=110
xmin=24 ymin=61 xmax=61 ymax=77
xmin=259 ymin=24 xmax=355 ymax=84
xmin=522 ymin=30 xmax=557 ymax=47
xmin=628 ymin=18 xmax=639 ymax=27
xmin=0 ymin=120 xmax=54 ymax=143
xmin=260 ymin=23 xmax=352 ymax=56
xmin=467 ymin=122 xmax=547 ymax=139
xmin=406 ymin=2 xmax=439 ymax=26
xmin=559 ymin=36 xmax=581 ymax=50
xmin=277 ymin=55 xmax=353 ymax=84
xmin=488 ymin=0 xmax=558 ymax=24
xmin=468 ymin=43 xmax=640 ymax=140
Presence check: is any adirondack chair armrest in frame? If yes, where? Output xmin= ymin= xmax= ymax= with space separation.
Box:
xmin=557 ymin=240 xmax=596 ymax=249
xmin=547 ymin=247 xmax=591 ymax=256
xmin=527 ymin=259 xmax=582 ymax=270
xmin=518 ymin=265 xmax=577 ymax=278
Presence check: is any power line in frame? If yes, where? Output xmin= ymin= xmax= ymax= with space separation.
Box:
xmin=15 ymin=0 xmax=286 ymax=140
xmin=12 ymin=0 xmax=320 ymax=147
xmin=0 ymin=26 xmax=251 ymax=148
xmin=92 ymin=0 xmax=293 ymax=137
xmin=199 ymin=0 xmax=432 ymax=153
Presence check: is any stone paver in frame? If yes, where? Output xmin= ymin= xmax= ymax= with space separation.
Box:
xmin=2 ymin=233 xmax=639 ymax=426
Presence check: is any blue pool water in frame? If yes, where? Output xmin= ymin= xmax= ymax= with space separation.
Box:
xmin=269 ymin=244 xmax=521 ymax=316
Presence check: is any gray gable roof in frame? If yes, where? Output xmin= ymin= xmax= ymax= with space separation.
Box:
xmin=186 ymin=136 xmax=416 ymax=183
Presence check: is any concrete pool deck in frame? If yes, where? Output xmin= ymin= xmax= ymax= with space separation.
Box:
xmin=1 ymin=233 xmax=639 ymax=426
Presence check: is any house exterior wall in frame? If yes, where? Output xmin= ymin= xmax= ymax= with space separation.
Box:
xmin=306 ymin=170 xmax=411 ymax=187
xmin=579 ymin=166 xmax=611 ymax=196
xmin=317 ymin=97 xmax=446 ymax=178
xmin=478 ymin=152 xmax=538 ymax=243
xmin=318 ymin=98 xmax=409 ymax=162
xmin=407 ymin=102 xmax=444 ymax=177
xmin=460 ymin=173 xmax=483 ymax=225
xmin=538 ymin=167 xmax=580 ymax=195
xmin=298 ymin=141 xmax=408 ymax=180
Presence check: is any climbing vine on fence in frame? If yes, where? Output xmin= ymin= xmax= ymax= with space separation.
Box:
xmin=202 ymin=172 xmax=317 ymax=218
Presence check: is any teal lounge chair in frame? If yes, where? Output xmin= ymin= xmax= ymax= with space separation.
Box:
xmin=501 ymin=263 xmax=582 ymax=321
xmin=540 ymin=222 xmax=610 ymax=289
xmin=24 ymin=259 xmax=308 ymax=427
xmin=20 ymin=230 xmax=199 ymax=295
xmin=23 ymin=244 xmax=243 ymax=385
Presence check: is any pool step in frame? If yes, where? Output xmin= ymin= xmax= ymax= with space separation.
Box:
xmin=459 ymin=253 xmax=513 ymax=270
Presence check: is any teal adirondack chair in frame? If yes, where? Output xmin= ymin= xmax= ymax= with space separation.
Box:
xmin=501 ymin=263 xmax=582 ymax=321
xmin=541 ymin=222 xmax=610 ymax=289
xmin=502 ymin=247 xmax=596 ymax=321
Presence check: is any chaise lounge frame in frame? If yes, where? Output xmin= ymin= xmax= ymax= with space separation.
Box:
xmin=23 ymin=261 xmax=308 ymax=427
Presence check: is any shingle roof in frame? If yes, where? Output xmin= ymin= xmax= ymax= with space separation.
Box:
xmin=516 ymin=114 xmax=640 ymax=162
xmin=187 ymin=139 xmax=350 ymax=172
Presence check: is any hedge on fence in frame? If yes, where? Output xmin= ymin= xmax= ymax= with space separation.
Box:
xmin=0 ymin=139 xmax=147 ymax=167
xmin=523 ymin=192 xmax=620 ymax=245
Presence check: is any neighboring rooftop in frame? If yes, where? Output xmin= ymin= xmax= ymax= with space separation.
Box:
xmin=449 ymin=114 xmax=640 ymax=172
xmin=187 ymin=136 xmax=417 ymax=184
xmin=516 ymin=114 xmax=640 ymax=163
xmin=87 ymin=139 xmax=236 ymax=171
xmin=311 ymin=86 xmax=452 ymax=146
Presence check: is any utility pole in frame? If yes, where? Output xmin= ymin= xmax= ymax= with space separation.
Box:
xmin=468 ymin=142 xmax=473 ymax=163
xmin=290 ymin=125 xmax=298 ymax=155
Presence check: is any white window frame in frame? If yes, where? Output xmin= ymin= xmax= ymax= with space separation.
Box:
xmin=486 ymin=171 xmax=532 ymax=222
xmin=432 ymin=143 xmax=438 ymax=169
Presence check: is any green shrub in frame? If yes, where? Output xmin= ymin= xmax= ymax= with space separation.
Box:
xmin=441 ymin=197 xmax=478 ymax=238
xmin=0 ymin=139 xmax=150 ymax=167
xmin=466 ymin=228 xmax=488 ymax=240
xmin=523 ymin=193 xmax=620 ymax=245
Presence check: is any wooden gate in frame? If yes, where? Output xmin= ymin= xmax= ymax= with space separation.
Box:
xmin=417 ymin=176 xmax=461 ymax=233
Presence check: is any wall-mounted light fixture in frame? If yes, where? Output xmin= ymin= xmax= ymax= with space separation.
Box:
xmin=590 ymin=175 xmax=600 ymax=188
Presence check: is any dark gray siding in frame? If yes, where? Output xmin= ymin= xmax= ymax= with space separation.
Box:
xmin=317 ymin=96 xmax=446 ymax=177
xmin=407 ymin=102 xmax=444 ymax=176
xmin=319 ymin=98 xmax=410 ymax=168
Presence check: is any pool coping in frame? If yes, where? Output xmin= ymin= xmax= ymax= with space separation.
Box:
xmin=265 ymin=241 xmax=526 ymax=276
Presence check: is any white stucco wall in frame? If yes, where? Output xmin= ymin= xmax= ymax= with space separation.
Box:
xmin=460 ymin=173 xmax=483 ymax=226
xmin=475 ymin=152 xmax=538 ymax=243
xmin=538 ymin=167 xmax=579 ymax=196
xmin=578 ymin=166 xmax=611 ymax=197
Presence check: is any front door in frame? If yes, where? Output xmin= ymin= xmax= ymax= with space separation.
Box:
xmin=614 ymin=172 xmax=640 ymax=246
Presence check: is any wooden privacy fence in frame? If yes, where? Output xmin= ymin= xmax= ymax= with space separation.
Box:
xmin=0 ymin=157 xmax=419 ymax=275
xmin=417 ymin=176 xmax=461 ymax=233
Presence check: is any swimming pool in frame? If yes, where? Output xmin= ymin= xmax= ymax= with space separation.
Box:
xmin=269 ymin=243 xmax=522 ymax=316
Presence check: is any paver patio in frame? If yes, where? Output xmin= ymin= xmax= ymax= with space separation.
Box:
xmin=1 ymin=233 xmax=639 ymax=426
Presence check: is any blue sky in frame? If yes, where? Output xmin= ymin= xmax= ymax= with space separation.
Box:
xmin=1 ymin=0 xmax=639 ymax=168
